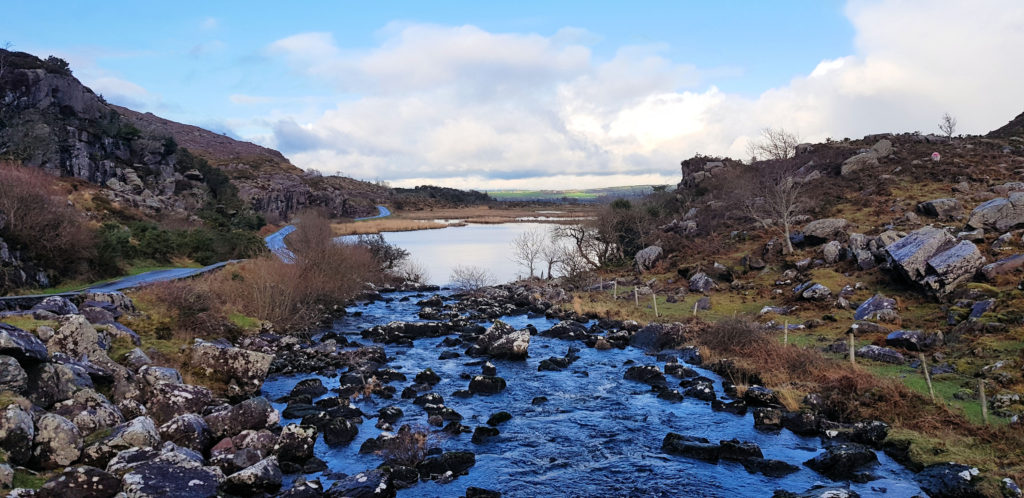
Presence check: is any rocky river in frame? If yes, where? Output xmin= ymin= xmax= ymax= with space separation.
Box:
xmin=261 ymin=289 xmax=926 ymax=497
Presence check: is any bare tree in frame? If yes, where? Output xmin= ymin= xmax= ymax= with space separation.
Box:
xmin=746 ymin=127 xmax=800 ymax=161
xmin=744 ymin=164 xmax=805 ymax=254
xmin=449 ymin=265 xmax=495 ymax=292
xmin=0 ymin=42 xmax=12 ymax=80
xmin=510 ymin=228 xmax=546 ymax=279
xmin=539 ymin=236 xmax=562 ymax=279
xmin=938 ymin=112 xmax=957 ymax=141
xmin=552 ymin=223 xmax=613 ymax=269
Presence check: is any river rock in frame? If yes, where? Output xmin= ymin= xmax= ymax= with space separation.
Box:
xmin=623 ymin=365 xmax=667 ymax=388
xmin=914 ymin=463 xmax=983 ymax=498
xmin=288 ymin=378 xmax=328 ymax=399
xmin=119 ymin=457 xmax=225 ymax=498
xmin=0 ymin=355 xmax=27 ymax=392
xmin=0 ymin=322 xmax=48 ymax=362
xmin=32 ymin=413 xmax=83 ymax=469
xmin=753 ymin=407 xmax=783 ymax=431
xmin=274 ymin=423 xmax=317 ymax=463
xmin=147 ymin=382 xmax=215 ymax=424
xmin=803 ymin=442 xmax=878 ymax=480
xmin=205 ymin=396 xmax=280 ymax=440
xmin=221 ymin=456 xmax=282 ymax=495
xmin=190 ymin=339 xmax=274 ymax=397
xmin=661 ymin=433 xmax=721 ymax=462
xmin=323 ymin=417 xmax=359 ymax=446
xmin=743 ymin=386 xmax=780 ymax=407
xmin=0 ymin=403 xmax=35 ymax=464
xmin=856 ymin=345 xmax=905 ymax=364
xmin=635 ymin=245 xmax=664 ymax=271
xmin=326 ymin=469 xmax=393 ymax=497
xmin=469 ymin=375 xmax=506 ymax=395
xmin=689 ymin=272 xmax=717 ymax=293
xmin=38 ymin=465 xmax=121 ymax=498
xmin=540 ymin=320 xmax=590 ymax=340
xmin=415 ymin=368 xmax=441 ymax=385
xmin=159 ymin=413 xmax=212 ymax=453
xmin=917 ymin=198 xmax=964 ymax=221
xmin=473 ymin=320 xmax=530 ymax=360
xmin=718 ymin=438 xmax=764 ymax=461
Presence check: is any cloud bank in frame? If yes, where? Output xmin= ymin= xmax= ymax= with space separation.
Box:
xmin=261 ymin=0 xmax=1024 ymax=189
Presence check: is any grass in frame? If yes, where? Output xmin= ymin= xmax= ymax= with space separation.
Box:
xmin=0 ymin=316 xmax=57 ymax=332
xmin=11 ymin=469 xmax=49 ymax=490
xmin=9 ymin=259 xmax=203 ymax=296
xmin=332 ymin=219 xmax=447 ymax=235
xmin=228 ymin=312 xmax=262 ymax=331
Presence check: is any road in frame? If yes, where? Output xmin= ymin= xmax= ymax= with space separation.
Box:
xmin=0 ymin=205 xmax=390 ymax=307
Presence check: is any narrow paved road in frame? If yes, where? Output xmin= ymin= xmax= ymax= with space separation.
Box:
xmin=0 ymin=205 xmax=390 ymax=306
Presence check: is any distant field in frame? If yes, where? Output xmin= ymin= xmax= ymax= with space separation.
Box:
xmin=486 ymin=185 xmax=661 ymax=202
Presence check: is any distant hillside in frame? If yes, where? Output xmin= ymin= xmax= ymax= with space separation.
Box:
xmin=487 ymin=185 xmax=661 ymax=202
xmin=0 ymin=48 xmax=386 ymax=222
xmin=391 ymin=185 xmax=492 ymax=210
xmin=988 ymin=110 xmax=1024 ymax=139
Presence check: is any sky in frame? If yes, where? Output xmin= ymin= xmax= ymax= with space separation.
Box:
xmin=2 ymin=0 xmax=1023 ymax=189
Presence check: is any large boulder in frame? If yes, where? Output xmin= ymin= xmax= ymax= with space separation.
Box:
xmin=81 ymin=416 xmax=161 ymax=466
xmin=32 ymin=413 xmax=83 ymax=469
xmin=802 ymin=218 xmax=849 ymax=245
xmin=26 ymin=361 xmax=93 ymax=408
xmin=921 ymin=240 xmax=986 ymax=296
xmin=82 ymin=291 xmax=135 ymax=315
xmin=273 ymin=423 xmax=317 ymax=463
xmin=856 ymin=345 xmax=905 ymax=364
xmin=982 ymin=254 xmax=1024 ymax=280
xmin=967 ymin=193 xmax=1024 ymax=232
xmin=0 ymin=355 xmax=28 ymax=392
xmin=917 ymin=198 xmax=964 ymax=221
xmin=0 ymin=403 xmax=35 ymax=464
xmin=886 ymin=227 xmax=955 ymax=282
xmin=635 ymin=246 xmax=663 ymax=271
xmin=915 ymin=463 xmax=984 ymax=498
xmin=840 ymin=140 xmax=891 ymax=177
xmin=204 ymin=396 xmax=280 ymax=440
xmin=52 ymin=388 xmax=125 ymax=435
xmin=38 ymin=465 xmax=121 ymax=498
xmin=854 ymin=294 xmax=897 ymax=321
xmin=0 ymin=323 xmax=48 ymax=362
xmin=326 ymin=469 xmax=394 ymax=497
xmin=474 ymin=320 xmax=530 ymax=360
xmin=159 ymin=414 xmax=212 ymax=454
xmin=688 ymin=272 xmax=716 ymax=293
xmin=661 ymin=433 xmax=721 ymax=462
xmin=147 ymin=383 xmax=215 ymax=424
xmin=119 ymin=457 xmax=224 ymax=498
xmin=190 ymin=339 xmax=274 ymax=397
xmin=221 ymin=456 xmax=282 ymax=495
xmin=31 ymin=296 xmax=79 ymax=316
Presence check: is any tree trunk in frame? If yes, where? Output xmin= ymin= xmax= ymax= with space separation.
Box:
xmin=783 ymin=222 xmax=794 ymax=254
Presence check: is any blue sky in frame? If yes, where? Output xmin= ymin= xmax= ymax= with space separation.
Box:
xmin=2 ymin=1 xmax=1022 ymax=188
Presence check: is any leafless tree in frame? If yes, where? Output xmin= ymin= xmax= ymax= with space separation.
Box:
xmin=449 ymin=265 xmax=495 ymax=292
xmin=554 ymin=246 xmax=594 ymax=289
xmin=746 ymin=127 xmax=800 ymax=161
xmin=744 ymin=164 xmax=805 ymax=254
xmin=0 ymin=42 xmax=12 ymax=80
xmin=552 ymin=223 xmax=613 ymax=269
xmin=938 ymin=112 xmax=957 ymax=141
xmin=510 ymin=228 xmax=546 ymax=279
xmin=539 ymin=236 xmax=563 ymax=279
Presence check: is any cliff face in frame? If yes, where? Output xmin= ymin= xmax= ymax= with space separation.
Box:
xmin=0 ymin=49 xmax=386 ymax=221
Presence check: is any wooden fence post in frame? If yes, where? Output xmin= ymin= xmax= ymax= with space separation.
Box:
xmin=634 ymin=288 xmax=638 ymax=307
xmin=652 ymin=294 xmax=659 ymax=317
xmin=783 ymin=320 xmax=789 ymax=346
xmin=919 ymin=353 xmax=935 ymax=402
xmin=980 ymin=379 xmax=989 ymax=425
xmin=848 ymin=332 xmax=856 ymax=365
xmin=613 ymin=281 xmax=617 ymax=299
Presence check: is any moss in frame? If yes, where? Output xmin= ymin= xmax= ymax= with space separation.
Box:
xmin=228 ymin=312 xmax=261 ymax=331
xmin=11 ymin=469 xmax=49 ymax=490
xmin=83 ymin=427 xmax=113 ymax=446
xmin=966 ymin=283 xmax=1000 ymax=297
xmin=0 ymin=316 xmax=57 ymax=332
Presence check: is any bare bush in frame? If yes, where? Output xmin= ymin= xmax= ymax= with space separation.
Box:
xmin=510 ymin=228 xmax=547 ymax=279
xmin=393 ymin=258 xmax=429 ymax=284
xmin=449 ymin=265 xmax=495 ymax=292
xmin=0 ymin=162 xmax=96 ymax=276
xmin=938 ymin=112 xmax=957 ymax=141
xmin=746 ymin=127 xmax=799 ymax=161
xmin=743 ymin=162 xmax=805 ymax=254
xmin=554 ymin=246 xmax=594 ymax=289
xmin=697 ymin=317 xmax=769 ymax=354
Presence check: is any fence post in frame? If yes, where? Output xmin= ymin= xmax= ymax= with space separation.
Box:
xmin=692 ymin=301 xmax=698 ymax=316
xmin=613 ymin=281 xmax=617 ymax=299
xmin=848 ymin=332 xmax=856 ymax=365
xmin=980 ymin=379 xmax=989 ymax=425
xmin=652 ymin=294 xmax=659 ymax=317
xmin=919 ymin=353 xmax=935 ymax=402
xmin=783 ymin=320 xmax=789 ymax=346
xmin=634 ymin=288 xmax=638 ymax=307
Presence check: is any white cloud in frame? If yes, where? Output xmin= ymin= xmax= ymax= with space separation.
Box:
xmin=258 ymin=0 xmax=1024 ymax=189
xmin=200 ymin=17 xmax=219 ymax=30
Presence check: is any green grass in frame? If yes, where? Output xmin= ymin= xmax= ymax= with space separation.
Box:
xmin=228 ymin=312 xmax=261 ymax=331
xmin=11 ymin=260 xmax=203 ymax=296
xmin=11 ymin=469 xmax=48 ymax=489
xmin=864 ymin=363 xmax=1002 ymax=426
xmin=0 ymin=316 xmax=57 ymax=332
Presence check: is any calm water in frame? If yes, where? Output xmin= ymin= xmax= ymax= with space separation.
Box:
xmin=373 ymin=223 xmax=556 ymax=285
xmin=261 ymin=292 xmax=924 ymax=497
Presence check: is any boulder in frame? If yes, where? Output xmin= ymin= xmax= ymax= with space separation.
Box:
xmin=635 ymin=246 xmax=664 ymax=271
xmin=32 ymin=413 xmax=83 ymax=469
xmin=159 ymin=414 xmax=212 ymax=453
xmin=841 ymin=151 xmax=880 ymax=176
xmin=38 ymin=465 xmax=121 ymax=498
xmin=753 ymin=407 xmax=783 ymax=431
xmin=139 ymin=365 xmax=183 ymax=388
xmin=52 ymin=388 xmax=125 ymax=435
xmin=0 ymin=403 xmax=35 ymax=464
xmin=326 ymin=469 xmax=393 ymax=498
xmin=119 ymin=458 xmax=224 ymax=498
xmin=82 ymin=291 xmax=135 ymax=315
xmin=289 ymin=378 xmax=328 ymax=399
xmin=856 ymin=345 xmax=905 ymax=364
xmin=661 ymin=433 xmax=721 ymax=462
xmin=0 ymin=322 xmax=48 ymax=362
xmin=885 ymin=330 xmax=930 ymax=351
xmin=967 ymin=193 xmax=1024 ymax=232
xmin=718 ymin=439 xmax=764 ymax=461
xmin=31 ymin=296 xmax=79 ymax=315
xmin=854 ymin=294 xmax=897 ymax=321
xmin=81 ymin=416 xmax=161 ymax=466
xmin=273 ymin=424 xmax=317 ymax=463
xmin=982 ymin=254 xmax=1024 ymax=280
xmin=922 ymin=240 xmax=986 ymax=296
xmin=623 ymin=365 xmax=667 ymax=388
xmin=0 ymin=355 xmax=28 ymax=392
xmin=323 ymin=417 xmax=359 ymax=446
xmin=416 ymin=451 xmax=476 ymax=480
xmin=147 ymin=383 xmax=215 ymax=424
xmin=688 ymin=272 xmax=716 ymax=293
xmin=886 ymin=227 xmax=955 ymax=282
xmin=797 ymin=282 xmax=831 ymax=301
xmin=468 ymin=375 xmax=506 ymax=395
xmin=190 ymin=339 xmax=274 ymax=397
xmin=221 ymin=456 xmax=282 ymax=495
xmin=122 ymin=348 xmax=152 ymax=372
xmin=204 ymin=397 xmax=280 ymax=440
xmin=26 ymin=361 xmax=93 ymax=408
xmin=540 ymin=321 xmax=589 ymax=341
xmin=803 ymin=442 xmax=878 ymax=480
xmin=742 ymin=386 xmax=780 ymax=407
xmin=802 ymin=218 xmax=849 ymax=245
xmin=915 ymin=462 xmax=984 ymax=498
xmin=822 ymin=241 xmax=842 ymax=264
xmin=474 ymin=321 xmax=530 ymax=360
xmin=917 ymin=198 xmax=964 ymax=221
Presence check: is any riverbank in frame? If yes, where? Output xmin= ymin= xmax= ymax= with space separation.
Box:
xmin=330 ymin=205 xmax=598 ymax=236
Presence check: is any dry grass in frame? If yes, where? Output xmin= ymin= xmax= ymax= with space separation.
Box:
xmin=332 ymin=219 xmax=447 ymax=235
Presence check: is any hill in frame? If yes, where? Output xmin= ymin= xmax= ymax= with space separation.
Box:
xmin=487 ymin=185 xmax=660 ymax=202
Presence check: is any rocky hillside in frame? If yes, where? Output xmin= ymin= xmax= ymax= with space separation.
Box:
xmin=0 ymin=48 xmax=386 ymax=222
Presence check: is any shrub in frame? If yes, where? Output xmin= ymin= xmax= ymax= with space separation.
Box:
xmin=450 ymin=265 xmax=495 ymax=292
xmin=375 ymin=425 xmax=431 ymax=467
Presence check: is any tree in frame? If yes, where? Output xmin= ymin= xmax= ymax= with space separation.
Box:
xmin=510 ymin=228 xmax=546 ymax=279
xmin=746 ymin=127 xmax=800 ymax=161
xmin=539 ymin=235 xmax=562 ymax=279
xmin=744 ymin=163 xmax=805 ymax=254
xmin=449 ymin=265 xmax=495 ymax=292
xmin=357 ymin=233 xmax=409 ymax=270
xmin=939 ymin=112 xmax=957 ymax=141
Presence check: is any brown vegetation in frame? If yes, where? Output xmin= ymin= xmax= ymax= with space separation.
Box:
xmin=332 ymin=219 xmax=447 ymax=236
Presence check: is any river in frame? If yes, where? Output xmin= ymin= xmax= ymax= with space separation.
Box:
xmin=260 ymin=222 xmax=925 ymax=496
